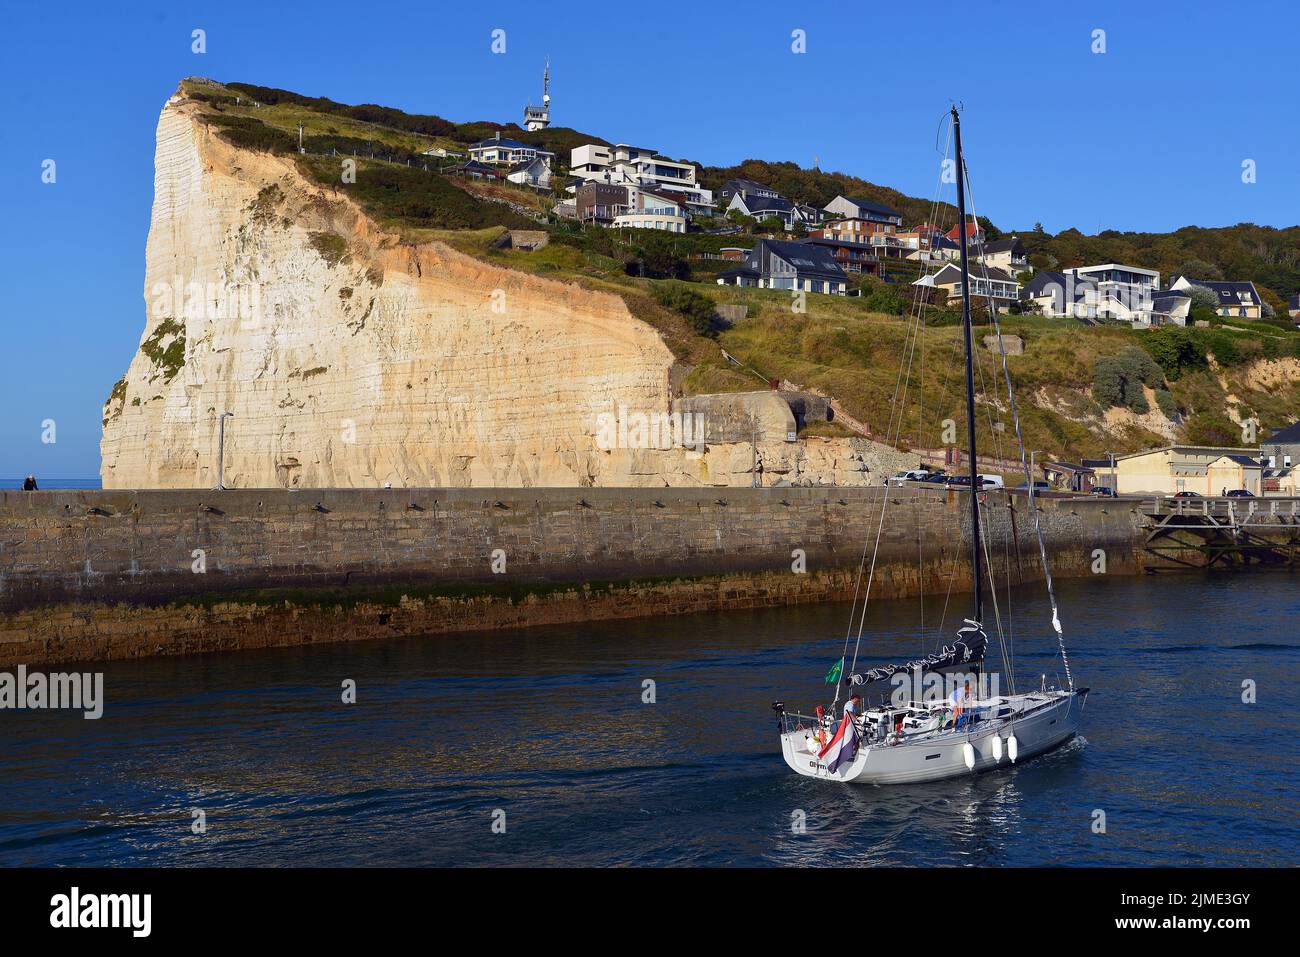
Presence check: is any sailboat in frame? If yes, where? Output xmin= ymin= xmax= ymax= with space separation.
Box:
xmin=775 ymin=107 xmax=1089 ymax=785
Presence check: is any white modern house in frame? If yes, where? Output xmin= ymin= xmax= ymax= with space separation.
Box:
xmin=569 ymin=143 xmax=713 ymax=217
xmin=468 ymin=132 xmax=555 ymax=168
xmin=611 ymin=188 xmax=688 ymax=233
xmin=1021 ymin=264 xmax=1189 ymax=325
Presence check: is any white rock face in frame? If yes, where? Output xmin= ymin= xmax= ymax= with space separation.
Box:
xmin=101 ymin=92 xmax=899 ymax=489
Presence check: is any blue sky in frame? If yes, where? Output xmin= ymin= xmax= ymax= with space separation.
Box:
xmin=3 ymin=0 xmax=1298 ymax=478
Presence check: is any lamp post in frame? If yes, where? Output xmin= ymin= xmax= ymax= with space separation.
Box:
xmin=216 ymin=412 xmax=234 ymax=490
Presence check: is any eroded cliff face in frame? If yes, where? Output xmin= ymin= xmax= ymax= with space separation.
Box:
xmin=101 ymin=91 xmax=895 ymax=488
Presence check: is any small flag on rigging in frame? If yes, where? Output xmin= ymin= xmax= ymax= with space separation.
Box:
xmin=824 ymin=659 xmax=842 ymax=685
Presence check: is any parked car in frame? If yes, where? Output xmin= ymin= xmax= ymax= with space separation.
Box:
xmin=887 ymin=468 xmax=936 ymax=487
xmin=919 ymin=471 xmax=949 ymax=484
xmin=1225 ymin=489 xmax=1255 ymax=498
xmin=946 ymin=474 xmax=1002 ymax=490
xmin=1091 ymin=486 xmax=1117 ymax=497
xmin=1014 ymin=481 xmax=1052 ymax=493
xmin=1172 ymin=491 xmax=1201 ymax=499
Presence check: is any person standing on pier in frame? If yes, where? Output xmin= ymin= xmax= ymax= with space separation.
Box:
xmin=22 ymin=474 xmax=38 ymax=490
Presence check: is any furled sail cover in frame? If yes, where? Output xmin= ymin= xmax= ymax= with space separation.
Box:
xmin=848 ymin=620 xmax=989 ymax=686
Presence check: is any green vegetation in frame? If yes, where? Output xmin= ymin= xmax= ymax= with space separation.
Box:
xmin=140 ymin=318 xmax=186 ymax=382
xmin=307 ymin=231 xmax=348 ymax=266
xmin=652 ymin=282 xmax=720 ymax=337
xmin=296 ymin=156 xmax=535 ymax=231
xmin=1092 ymin=347 xmax=1164 ymax=413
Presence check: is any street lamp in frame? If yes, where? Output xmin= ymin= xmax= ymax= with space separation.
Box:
xmin=216 ymin=412 xmax=234 ymax=490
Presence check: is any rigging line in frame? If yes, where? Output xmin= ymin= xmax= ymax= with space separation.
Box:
xmin=849 ymin=483 xmax=893 ymax=678
xmin=958 ymin=149 xmax=1073 ymax=691
xmin=834 ymin=492 xmax=883 ymax=708
xmin=1002 ymin=508 xmax=1017 ymax=695
xmin=978 ymin=497 xmax=1013 ymax=686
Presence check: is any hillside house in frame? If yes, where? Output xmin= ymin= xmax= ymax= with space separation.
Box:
xmin=612 ymin=188 xmax=688 ymax=233
xmin=822 ymin=196 xmax=904 ymax=231
xmin=467 ymin=133 xmax=554 ymax=168
xmin=443 ymin=160 xmax=503 ymax=181
xmin=1261 ymin=421 xmax=1300 ymax=470
xmin=1169 ymin=276 xmax=1265 ymax=319
xmin=719 ymin=178 xmax=782 ymax=206
xmin=1289 ymin=293 xmax=1299 ymax=319
xmin=576 ymin=182 xmax=630 ymax=224
xmin=1021 ymin=265 xmax=1178 ymax=324
xmin=506 ymin=155 xmax=553 ymax=189
xmin=716 ymin=239 xmax=849 ymax=295
xmin=728 ymin=192 xmax=806 ymax=230
xmin=569 ymin=143 xmax=713 ymax=216
xmin=915 ymin=262 xmax=1020 ymax=311
xmin=946 ymin=220 xmax=986 ymax=246
xmin=978 ymin=237 xmax=1031 ymax=277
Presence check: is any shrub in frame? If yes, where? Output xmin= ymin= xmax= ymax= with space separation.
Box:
xmin=1093 ymin=347 xmax=1163 ymax=413
xmin=652 ymin=282 xmax=718 ymax=337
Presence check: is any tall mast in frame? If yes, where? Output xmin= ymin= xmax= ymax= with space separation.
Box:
xmin=952 ymin=106 xmax=983 ymax=625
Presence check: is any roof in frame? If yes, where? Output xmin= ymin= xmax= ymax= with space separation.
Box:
xmin=1042 ymin=461 xmax=1094 ymax=474
xmin=760 ymin=239 xmax=848 ymax=279
xmin=507 ymin=157 xmax=547 ymax=173
xmin=1289 ymin=293 xmax=1300 ymax=309
xmin=930 ymin=262 xmax=1018 ymax=285
xmin=980 ymin=238 xmax=1024 ymax=255
xmin=1225 ymin=454 xmax=1261 ymax=466
xmin=718 ymin=266 xmax=761 ymax=279
xmin=745 ymin=194 xmax=794 ymax=213
xmin=1175 ymin=277 xmax=1260 ymax=305
xmin=446 ymin=160 xmax=501 ymax=176
xmin=1151 ymin=293 xmax=1191 ymax=313
xmin=1115 ymin=444 xmax=1260 ymax=461
xmin=1081 ymin=458 xmax=1114 ymax=469
xmin=832 ymin=196 xmax=902 ymax=219
xmin=468 ymin=137 xmax=553 ymax=155
xmin=1263 ymin=421 xmax=1300 ymax=444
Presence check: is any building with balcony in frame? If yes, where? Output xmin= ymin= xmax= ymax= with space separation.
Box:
xmin=915 ymin=262 xmax=1021 ymax=311
xmin=978 ymin=237 xmax=1031 ymax=277
xmin=467 ymin=132 xmax=555 ymax=168
xmin=611 ymin=188 xmax=688 ymax=233
xmin=1021 ymin=265 xmax=1179 ymax=324
xmin=569 ymin=143 xmax=713 ymax=217
xmin=822 ymin=195 xmax=904 ymax=229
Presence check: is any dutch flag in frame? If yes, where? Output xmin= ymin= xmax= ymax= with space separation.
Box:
xmin=818 ymin=713 xmax=859 ymax=773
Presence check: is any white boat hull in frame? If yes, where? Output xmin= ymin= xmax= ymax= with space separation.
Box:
xmin=780 ymin=689 xmax=1087 ymax=785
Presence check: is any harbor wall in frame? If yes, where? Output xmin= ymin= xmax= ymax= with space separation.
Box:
xmin=0 ymin=486 xmax=1148 ymax=666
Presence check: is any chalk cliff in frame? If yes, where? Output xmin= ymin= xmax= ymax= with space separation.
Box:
xmin=101 ymin=89 xmax=901 ymax=488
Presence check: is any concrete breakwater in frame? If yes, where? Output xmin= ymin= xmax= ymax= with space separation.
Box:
xmin=0 ymin=486 xmax=1148 ymax=666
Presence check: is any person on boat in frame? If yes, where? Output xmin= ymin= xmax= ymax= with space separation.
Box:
xmin=22 ymin=474 xmax=38 ymax=491
xmin=952 ymin=680 xmax=973 ymax=730
xmin=843 ymin=694 xmax=861 ymax=719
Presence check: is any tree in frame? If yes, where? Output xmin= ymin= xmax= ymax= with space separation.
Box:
xmin=1179 ymin=259 xmax=1223 ymax=281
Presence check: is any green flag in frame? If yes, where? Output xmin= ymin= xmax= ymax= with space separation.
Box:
xmin=824 ymin=659 xmax=843 ymax=685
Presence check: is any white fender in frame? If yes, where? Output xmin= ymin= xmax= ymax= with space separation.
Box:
xmin=991 ymin=735 xmax=1003 ymax=762
xmin=962 ymin=741 xmax=975 ymax=770
xmin=1007 ymin=734 xmax=1019 ymax=764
